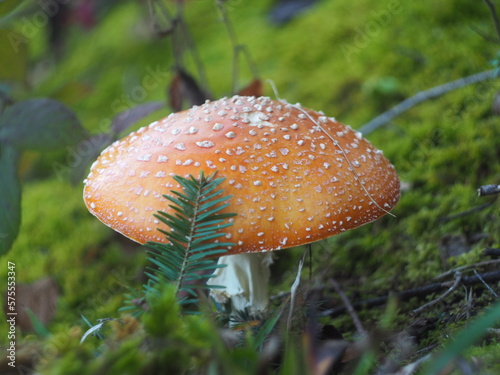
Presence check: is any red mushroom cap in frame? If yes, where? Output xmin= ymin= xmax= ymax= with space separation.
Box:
xmin=84 ymin=96 xmax=400 ymax=254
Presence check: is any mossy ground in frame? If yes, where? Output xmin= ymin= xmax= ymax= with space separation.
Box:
xmin=1 ymin=0 xmax=500 ymax=372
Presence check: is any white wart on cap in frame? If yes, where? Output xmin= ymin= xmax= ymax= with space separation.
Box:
xmin=83 ymin=96 xmax=400 ymax=254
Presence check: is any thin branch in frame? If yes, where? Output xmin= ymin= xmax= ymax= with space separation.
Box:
xmin=483 ymin=248 xmax=500 ymax=257
xmin=319 ymin=271 xmax=500 ymax=318
xmin=216 ymin=0 xmax=259 ymax=94
xmin=412 ymin=272 xmax=462 ymax=315
xmin=473 ymin=269 xmax=498 ymax=299
xmin=434 ymin=258 xmax=500 ymax=280
xmin=359 ymin=70 xmax=496 ymax=135
xmin=148 ymin=0 xmax=210 ymax=95
xmin=329 ymin=278 xmax=367 ymax=336
xmin=147 ymin=0 xmax=174 ymax=38
xmin=438 ymin=200 xmax=496 ymax=222
xmin=174 ymin=8 xmax=211 ymax=94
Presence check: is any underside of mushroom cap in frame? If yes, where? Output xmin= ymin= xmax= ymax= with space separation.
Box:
xmin=83 ymin=96 xmax=400 ymax=254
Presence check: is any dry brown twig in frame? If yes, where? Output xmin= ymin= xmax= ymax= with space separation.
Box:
xmin=412 ymin=272 xmax=463 ymax=315
xmin=329 ymin=278 xmax=367 ymax=336
xmin=318 ymin=270 xmax=500 ymax=318
xmin=434 ymin=258 xmax=500 ymax=280
xmin=473 ymin=269 xmax=499 ymax=299
xmin=477 ymin=184 xmax=500 ymax=196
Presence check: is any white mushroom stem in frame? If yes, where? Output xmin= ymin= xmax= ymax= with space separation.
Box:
xmin=207 ymin=252 xmax=274 ymax=316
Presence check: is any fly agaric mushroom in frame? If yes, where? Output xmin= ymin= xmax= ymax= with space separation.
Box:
xmin=83 ymin=95 xmax=400 ymax=316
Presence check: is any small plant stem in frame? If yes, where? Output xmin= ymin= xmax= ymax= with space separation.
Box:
xmin=216 ymin=0 xmax=259 ymax=94
xmin=287 ymin=251 xmax=306 ymax=330
xmin=483 ymin=0 xmax=500 ymax=42
xmin=148 ymin=0 xmax=210 ymax=93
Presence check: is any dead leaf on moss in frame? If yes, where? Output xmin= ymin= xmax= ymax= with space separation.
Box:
xmin=238 ymin=79 xmax=263 ymax=97
xmin=3 ymin=277 xmax=59 ymax=332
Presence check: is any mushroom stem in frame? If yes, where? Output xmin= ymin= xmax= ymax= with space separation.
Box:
xmin=207 ymin=252 xmax=274 ymax=318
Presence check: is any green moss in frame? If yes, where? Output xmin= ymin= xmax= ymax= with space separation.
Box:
xmin=0 ymin=179 xmax=144 ymax=343
xmin=466 ymin=341 xmax=500 ymax=372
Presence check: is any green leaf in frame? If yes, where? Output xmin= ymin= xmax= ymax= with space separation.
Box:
xmin=0 ymin=144 xmax=20 ymax=255
xmin=25 ymin=308 xmax=50 ymax=338
xmin=0 ymin=99 xmax=86 ymax=151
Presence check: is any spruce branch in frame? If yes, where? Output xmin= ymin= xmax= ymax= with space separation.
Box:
xmin=121 ymin=172 xmax=236 ymax=315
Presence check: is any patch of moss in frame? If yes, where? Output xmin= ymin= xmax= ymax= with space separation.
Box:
xmin=0 ymin=178 xmax=144 ymax=343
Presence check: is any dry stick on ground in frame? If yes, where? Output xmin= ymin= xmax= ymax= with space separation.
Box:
xmin=483 ymin=248 xmax=500 ymax=257
xmin=473 ymin=269 xmax=499 ymax=299
xmin=478 ymin=184 xmax=500 ymax=196
xmin=358 ymin=70 xmax=496 ymax=135
xmin=435 ymin=258 xmax=500 ymax=280
xmin=438 ymin=200 xmax=496 ymax=222
xmin=329 ymin=278 xmax=367 ymax=336
xmin=439 ymin=185 xmax=498 ymax=222
xmin=319 ymin=270 xmax=500 ymax=318
xmin=412 ymin=272 xmax=462 ymax=315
